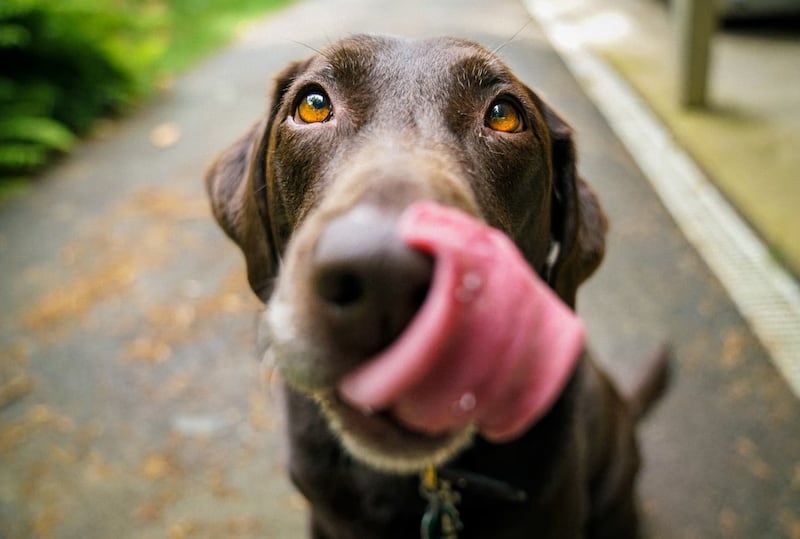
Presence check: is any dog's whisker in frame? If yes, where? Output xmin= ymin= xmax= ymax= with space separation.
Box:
xmin=492 ymin=20 xmax=532 ymax=55
xmin=291 ymin=39 xmax=324 ymax=56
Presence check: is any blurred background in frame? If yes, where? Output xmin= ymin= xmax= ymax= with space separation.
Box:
xmin=1 ymin=0 xmax=799 ymax=538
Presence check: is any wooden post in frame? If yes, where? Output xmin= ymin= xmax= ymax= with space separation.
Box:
xmin=675 ymin=0 xmax=716 ymax=108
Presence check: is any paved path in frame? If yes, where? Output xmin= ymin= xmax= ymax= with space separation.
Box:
xmin=1 ymin=0 xmax=798 ymax=538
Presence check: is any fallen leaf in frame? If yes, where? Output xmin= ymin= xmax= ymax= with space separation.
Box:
xmin=168 ymin=520 xmax=196 ymax=539
xmin=735 ymin=436 xmax=773 ymax=479
xmin=124 ymin=337 xmax=172 ymax=364
xmin=721 ymin=328 xmax=745 ymax=369
xmin=209 ymin=468 xmax=238 ymax=499
xmin=719 ymin=507 xmax=738 ymax=535
xmin=32 ymin=505 xmax=64 ymax=539
xmin=150 ymin=122 xmax=182 ymax=149
xmin=781 ymin=510 xmax=800 ymax=539
xmin=0 ymin=374 xmax=35 ymax=410
xmin=141 ymin=453 xmax=172 ymax=481
xmin=23 ymin=258 xmax=137 ymax=331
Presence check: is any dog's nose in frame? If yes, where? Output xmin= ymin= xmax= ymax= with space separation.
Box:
xmin=311 ymin=206 xmax=433 ymax=357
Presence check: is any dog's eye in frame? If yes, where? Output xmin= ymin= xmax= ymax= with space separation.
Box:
xmin=295 ymin=90 xmax=332 ymax=124
xmin=485 ymin=99 xmax=524 ymax=133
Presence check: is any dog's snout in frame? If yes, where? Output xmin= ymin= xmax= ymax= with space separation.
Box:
xmin=311 ymin=207 xmax=433 ymax=358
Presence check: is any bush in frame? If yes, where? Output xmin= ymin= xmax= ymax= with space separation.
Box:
xmin=0 ymin=0 xmax=167 ymax=181
xmin=0 ymin=0 xmax=292 ymax=187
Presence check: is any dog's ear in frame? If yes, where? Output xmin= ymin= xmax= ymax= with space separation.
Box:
xmin=539 ymin=101 xmax=607 ymax=308
xmin=205 ymin=60 xmax=310 ymax=301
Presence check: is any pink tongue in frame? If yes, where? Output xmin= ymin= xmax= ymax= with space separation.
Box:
xmin=337 ymin=202 xmax=584 ymax=442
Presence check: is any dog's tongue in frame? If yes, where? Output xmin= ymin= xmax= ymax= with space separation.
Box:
xmin=338 ymin=202 xmax=584 ymax=442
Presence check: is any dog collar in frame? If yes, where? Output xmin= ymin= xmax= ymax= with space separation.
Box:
xmin=419 ymin=465 xmax=528 ymax=538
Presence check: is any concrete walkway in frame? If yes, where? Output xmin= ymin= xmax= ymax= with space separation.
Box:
xmin=535 ymin=0 xmax=800 ymax=276
xmin=1 ymin=0 xmax=798 ymax=538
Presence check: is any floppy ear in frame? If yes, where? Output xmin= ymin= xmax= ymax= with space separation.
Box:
xmin=205 ymin=60 xmax=309 ymax=302
xmin=540 ymin=102 xmax=607 ymax=308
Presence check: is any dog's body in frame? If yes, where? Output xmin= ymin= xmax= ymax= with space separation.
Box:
xmin=206 ymin=35 xmax=667 ymax=538
xmin=286 ymin=361 xmax=643 ymax=539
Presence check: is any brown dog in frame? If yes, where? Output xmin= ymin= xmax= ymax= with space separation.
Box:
xmin=206 ymin=35 xmax=667 ymax=539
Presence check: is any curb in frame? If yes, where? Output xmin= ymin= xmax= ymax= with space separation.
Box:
xmin=525 ymin=0 xmax=800 ymax=398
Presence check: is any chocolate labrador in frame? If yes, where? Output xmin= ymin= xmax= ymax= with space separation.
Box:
xmin=206 ymin=35 xmax=668 ymax=539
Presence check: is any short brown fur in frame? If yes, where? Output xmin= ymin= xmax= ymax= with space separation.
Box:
xmin=206 ymin=35 xmax=666 ymax=539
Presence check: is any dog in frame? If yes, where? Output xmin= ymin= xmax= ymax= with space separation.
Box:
xmin=206 ymin=34 xmax=668 ymax=539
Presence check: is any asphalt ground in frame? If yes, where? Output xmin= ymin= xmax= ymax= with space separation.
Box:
xmin=1 ymin=0 xmax=798 ymax=538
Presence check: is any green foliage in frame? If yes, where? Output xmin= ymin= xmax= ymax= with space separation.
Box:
xmin=155 ymin=0 xmax=290 ymax=74
xmin=0 ymin=0 xmax=290 ymax=186
xmin=0 ymin=0 xmax=165 ymax=180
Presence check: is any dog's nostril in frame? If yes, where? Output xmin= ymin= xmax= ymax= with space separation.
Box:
xmin=316 ymin=270 xmax=365 ymax=308
xmin=412 ymin=282 xmax=431 ymax=311
xmin=310 ymin=207 xmax=434 ymax=357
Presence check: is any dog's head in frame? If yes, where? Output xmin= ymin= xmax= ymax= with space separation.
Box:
xmin=206 ymin=35 xmax=606 ymax=472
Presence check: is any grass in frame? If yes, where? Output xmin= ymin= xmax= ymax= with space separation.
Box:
xmin=152 ymin=0 xmax=293 ymax=78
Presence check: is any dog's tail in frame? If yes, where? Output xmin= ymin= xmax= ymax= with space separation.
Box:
xmin=623 ymin=344 xmax=671 ymax=422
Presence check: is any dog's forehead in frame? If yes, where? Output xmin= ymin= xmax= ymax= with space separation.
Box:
xmin=313 ymin=35 xmax=511 ymax=92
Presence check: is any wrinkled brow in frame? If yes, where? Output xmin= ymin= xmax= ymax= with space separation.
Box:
xmin=449 ymin=55 xmax=509 ymax=92
xmin=317 ymin=42 xmax=381 ymax=86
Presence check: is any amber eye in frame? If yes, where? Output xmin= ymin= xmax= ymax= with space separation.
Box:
xmin=486 ymin=99 xmax=524 ymax=133
xmin=295 ymin=90 xmax=332 ymax=124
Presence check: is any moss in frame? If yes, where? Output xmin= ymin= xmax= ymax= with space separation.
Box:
xmin=602 ymin=49 xmax=800 ymax=277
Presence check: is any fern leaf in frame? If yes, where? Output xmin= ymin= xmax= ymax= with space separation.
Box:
xmin=0 ymin=117 xmax=75 ymax=151
xmin=0 ymin=23 xmax=30 ymax=47
xmin=0 ymin=143 xmax=48 ymax=170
